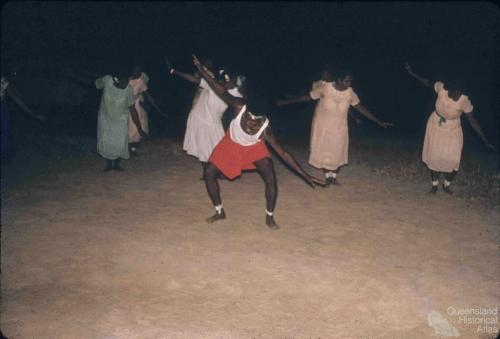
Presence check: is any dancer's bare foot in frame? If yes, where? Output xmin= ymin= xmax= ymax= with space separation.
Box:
xmin=206 ymin=210 xmax=226 ymax=223
xmin=266 ymin=215 xmax=280 ymax=230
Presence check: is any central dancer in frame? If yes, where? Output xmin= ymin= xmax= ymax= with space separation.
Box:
xmin=192 ymin=55 xmax=325 ymax=230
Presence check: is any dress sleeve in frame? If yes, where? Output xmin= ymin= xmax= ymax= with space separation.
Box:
xmin=461 ymin=96 xmax=474 ymax=114
xmin=350 ymin=89 xmax=360 ymax=106
xmin=434 ymin=81 xmax=444 ymax=94
xmin=309 ymin=82 xmax=323 ymax=100
xmin=95 ymin=75 xmax=109 ymax=89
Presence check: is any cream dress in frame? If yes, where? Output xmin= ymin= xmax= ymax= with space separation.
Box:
xmin=422 ymin=81 xmax=473 ymax=172
xmin=308 ymin=81 xmax=360 ymax=170
xmin=183 ymin=79 xmax=242 ymax=162
xmin=128 ymin=73 xmax=149 ymax=143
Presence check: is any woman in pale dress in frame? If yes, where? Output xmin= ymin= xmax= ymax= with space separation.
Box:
xmin=405 ymin=63 xmax=496 ymax=194
xmin=166 ymin=59 xmax=242 ymax=178
xmin=67 ymin=69 xmax=146 ymax=171
xmin=277 ymin=68 xmax=392 ymax=185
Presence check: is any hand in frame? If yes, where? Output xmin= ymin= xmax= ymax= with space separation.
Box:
xmin=165 ymin=57 xmax=174 ymax=74
xmin=378 ymin=121 xmax=393 ymax=128
xmin=305 ymin=174 xmax=327 ymax=188
xmin=404 ymin=62 xmax=413 ymax=75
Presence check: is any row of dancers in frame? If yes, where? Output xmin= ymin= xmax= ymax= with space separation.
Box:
xmin=167 ymin=55 xmax=496 ymax=229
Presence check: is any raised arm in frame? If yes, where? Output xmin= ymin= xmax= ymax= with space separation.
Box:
xmin=263 ymin=126 xmax=325 ymax=187
xmin=465 ymin=113 xmax=497 ymax=152
xmin=166 ymin=57 xmax=200 ymax=84
xmin=404 ymin=62 xmax=433 ymax=89
xmin=192 ymin=54 xmax=245 ymax=111
xmin=352 ymin=103 xmax=393 ymax=128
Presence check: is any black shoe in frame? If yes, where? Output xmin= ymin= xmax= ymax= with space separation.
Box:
xmin=325 ymin=177 xmax=333 ymax=186
xmin=113 ymin=160 xmax=124 ymax=171
xmin=428 ymin=185 xmax=438 ymax=194
xmin=103 ymin=161 xmax=113 ymax=172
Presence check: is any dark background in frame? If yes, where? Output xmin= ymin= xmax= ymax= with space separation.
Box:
xmin=2 ymin=1 xmax=499 ymax=151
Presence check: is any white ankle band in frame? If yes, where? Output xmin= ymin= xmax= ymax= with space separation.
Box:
xmin=444 ymin=180 xmax=451 ymax=187
xmin=266 ymin=209 xmax=274 ymax=216
xmin=432 ymin=180 xmax=439 ymax=186
xmin=215 ymin=205 xmax=223 ymax=213
xmin=331 ymin=172 xmax=337 ymax=178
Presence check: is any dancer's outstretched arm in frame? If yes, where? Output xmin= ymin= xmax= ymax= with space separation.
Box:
xmin=275 ymin=94 xmax=313 ymax=107
xmin=143 ymin=92 xmax=169 ymax=118
xmin=263 ymin=127 xmax=326 ymax=187
xmin=352 ymin=103 xmax=393 ymax=128
xmin=404 ymin=62 xmax=433 ymax=89
xmin=465 ymin=113 xmax=497 ymax=152
xmin=66 ymin=69 xmax=95 ymax=87
xmin=7 ymin=87 xmax=46 ymax=121
xmin=166 ymin=57 xmax=200 ymax=84
xmin=193 ymin=54 xmax=245 ymax=112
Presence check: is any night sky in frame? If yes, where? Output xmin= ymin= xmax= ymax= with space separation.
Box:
xmin=2 ymin=1 xmax=499 ymax=145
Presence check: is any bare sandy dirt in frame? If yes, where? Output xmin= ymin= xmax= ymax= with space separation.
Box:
xmin=1 ymin=140 xmax=499 ymax=338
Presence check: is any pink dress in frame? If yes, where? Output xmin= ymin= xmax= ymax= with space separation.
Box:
xmin=422 ymin=81 xmax=474 ymax=172
xmin=128 ymin=73 xmax=149 ymax=143
xmin=308 ymin=81 xmax=360 ymax=170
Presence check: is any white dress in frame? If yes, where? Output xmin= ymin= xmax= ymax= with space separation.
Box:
xmin=308 ymin=81 xmax=360 ymax=170
xmin=183 ymin=79 xmax=242 ymax=162
xmin=422 ymin=81 xmax=473 ymax=172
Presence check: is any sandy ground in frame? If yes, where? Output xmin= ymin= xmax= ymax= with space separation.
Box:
xmin=1 ymin=139 xmax=499 ymax=339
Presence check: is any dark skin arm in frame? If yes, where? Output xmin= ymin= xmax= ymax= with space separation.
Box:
xmin=66 ymin=69 xmax=95 ymax=87
xmin=142 ymin=91 xmax=169 ymax=118
xmin=404 ymin=62 xmax=433 ymax=89
xmin=129 ymin=105 xmax=147 ymax=138
xmin=263 ymin=126 xmax=326 ymax=188
xmin=465 ymin=113 xmax=497 ymax=151
xmin=276 ymin=94 xmax=313 ymax=107
xmin=6 ymin=87 xmax=46 ymax=121
xmin=192 ymin=54 xmax=245 ymax=114
xmin=166 ymin=58 xmax=200 ymax=84
xmin=352 ymin=103 xmax=393 ymax=128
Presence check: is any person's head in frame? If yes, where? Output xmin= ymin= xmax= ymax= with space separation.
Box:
xmin=334 ymin=68 xmax=354 ymax=90
xmin=129 ymin=66 xmax=143 ymax=80
xmin=112 ymin=75 xmax=129 ymax=89
xmin=443 ymin=78 xmax=465 ymax=99
xmin=320 ymin=64 xmax=334 ymax=81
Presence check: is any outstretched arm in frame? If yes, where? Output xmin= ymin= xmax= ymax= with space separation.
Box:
xmin=66 ymin=69 xmax=95 ymax=87
xmin=465 ymin=113 xmax=497 ymax=152
xmin=7 ymin=87 xmax=45 ymax=121
xmin=404 ymin=62 xmax=433 ymax=89
xmin=166 ymin=57 xmax=200 ymax=84
xmin=352 ymin=103 xmax=393 ymax=128
xmin=142 ymin=91 xmax=169 ymax=118
xmin=192 ymin=54 xmax=245 ymax=111
xmin=263 ymin=126 xmax=326 ymax=187
xmin=276 ymin=94 xmax=313 ymax=107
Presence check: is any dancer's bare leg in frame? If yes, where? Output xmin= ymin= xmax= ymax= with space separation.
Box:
xmin=204 ymin=162 xmax=226 ymax=222
xmin=443 ymin=170 xmax=457 ymax=194
xmin=429 ymin=170 xmax=439 ymax=194
xmin=254 ymin=157 xmax=279 ymax=230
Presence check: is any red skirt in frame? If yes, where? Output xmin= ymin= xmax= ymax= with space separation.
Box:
xmin=209 ymin=131 xmax=271 ymax=179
